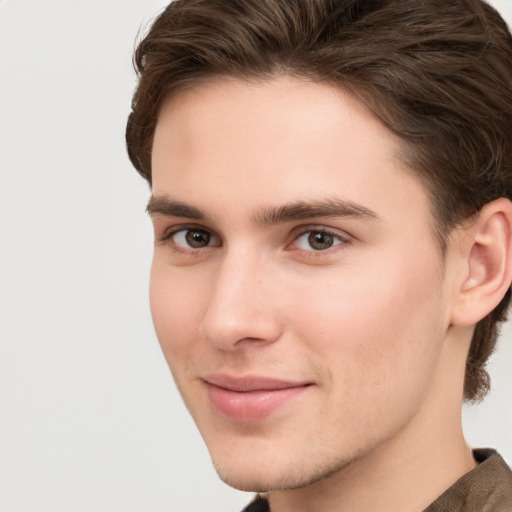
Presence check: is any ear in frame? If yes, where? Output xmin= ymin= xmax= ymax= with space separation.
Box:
xmin=450 ymin=198 xmax=512 ymax=327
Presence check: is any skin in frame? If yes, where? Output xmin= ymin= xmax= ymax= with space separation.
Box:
xmin=149 ymin=77 xmax=485 ymax=512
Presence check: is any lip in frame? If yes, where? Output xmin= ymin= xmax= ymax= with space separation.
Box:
xmin=203 ymin=374 xmax=312 ymax=422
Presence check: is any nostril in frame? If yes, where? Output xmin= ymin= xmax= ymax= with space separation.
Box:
xmin=199 ymin=309 xmax=282 ymax=351
xmin=198 ymin=258 xmax=283 ymax=349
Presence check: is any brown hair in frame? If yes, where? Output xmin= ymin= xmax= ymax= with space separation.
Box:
xmin=126 ymin=0 xmax=512 ymax=401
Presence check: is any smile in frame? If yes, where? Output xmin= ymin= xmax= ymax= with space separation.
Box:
xmin=203 ymin=374 xmax=313 ymax=422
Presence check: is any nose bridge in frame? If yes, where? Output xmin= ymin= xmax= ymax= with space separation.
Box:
xmin=200 ymin=245 xmax=280 ymax=349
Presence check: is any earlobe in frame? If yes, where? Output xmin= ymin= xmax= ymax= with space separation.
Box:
xmin=450 ymin=198 xmax=512 ymax=327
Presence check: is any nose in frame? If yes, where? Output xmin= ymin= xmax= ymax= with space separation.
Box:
xmin=199 ymin=251 xmax=282 ymax=351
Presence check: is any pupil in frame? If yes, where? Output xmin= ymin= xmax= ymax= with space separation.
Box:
xmin=308 ymin=231 xmax=333 ymax=250
xmin=186 ymin=230 xmax=210 ymax=248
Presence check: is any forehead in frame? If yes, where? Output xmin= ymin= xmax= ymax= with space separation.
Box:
xmin=151 ymin=76 xmax=431 ymax=228
xmin=153 ymin=76 xmax=401 ymax=166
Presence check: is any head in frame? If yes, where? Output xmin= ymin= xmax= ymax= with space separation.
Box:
xmin=127 ymin=0 xmax=512 ymax=402
xmin=126 ymin=0 xmax=512 ymax=492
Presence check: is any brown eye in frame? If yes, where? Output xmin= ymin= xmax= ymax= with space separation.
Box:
xmin=294 ymin=229 xmax=346 ymax=251
xmin=185 ymin=229 xmax=211 ymax=248
xmin=307 ymin=231 xmax=334 ymax=250
xmin=171 ymin=228 xmax=217 ymax=249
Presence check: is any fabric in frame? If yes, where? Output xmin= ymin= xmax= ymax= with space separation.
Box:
xmin=241 ymin=449 xmax=512 ymax=512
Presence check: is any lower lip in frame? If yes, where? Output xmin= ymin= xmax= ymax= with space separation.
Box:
xmin=206 ymin=384 xmax=309 ymax=422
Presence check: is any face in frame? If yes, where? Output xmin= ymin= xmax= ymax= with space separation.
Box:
xmin=149 ymin=77 xmax=458 ymax=491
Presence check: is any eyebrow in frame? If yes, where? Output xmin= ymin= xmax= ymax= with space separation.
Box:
xmin=254 ymin=198 xmax=380 ymax=226
xmin=147 ymin=196 xmax=207 ymax=220
xmin=147 ymin=195 xmax=379 ymax=225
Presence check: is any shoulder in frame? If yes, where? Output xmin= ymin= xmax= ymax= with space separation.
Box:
xmin=241 ymin=494 xmax=270 ymax=512
xmin=424 ymin=449 xmax=512 ymax=512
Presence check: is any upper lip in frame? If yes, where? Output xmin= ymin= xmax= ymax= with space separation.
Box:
xmin=203 ymin=374 xmax=313 ymax=392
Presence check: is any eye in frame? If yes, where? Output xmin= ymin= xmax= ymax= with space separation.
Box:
xmin=171 ymin=228 xmax=219 ymax=249
xmin=294 ymin=229 xmax=346 ymax=251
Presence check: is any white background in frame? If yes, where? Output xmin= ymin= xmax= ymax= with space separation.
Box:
xmin=1 ymin=1 xmax=511 ymax=511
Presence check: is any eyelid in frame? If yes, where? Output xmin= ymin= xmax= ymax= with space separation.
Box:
xmin=286 ymin=225 xmax=352 ymax=253
xmin=156 ymin=223 xmax=220 ymax=246
xmin=155 ymin=222 xmax=351 ymax=256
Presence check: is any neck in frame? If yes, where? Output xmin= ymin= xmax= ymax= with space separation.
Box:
xmin=268 ymin=416 xmax=475 ymax=512
xmin=268 ymin=327 xmax=477 ymax=512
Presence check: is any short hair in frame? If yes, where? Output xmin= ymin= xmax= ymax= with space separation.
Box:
xmin=126 ymin=0 xmax=512 ymax=401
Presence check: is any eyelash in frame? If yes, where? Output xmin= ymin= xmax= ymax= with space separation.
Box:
xmin=157 ymin=224 xmax=220 ymax=254
xmin=157 ymin=225 xmax=351 ymax=256
xmin=290 ymin=227 xmax=351 ymax=256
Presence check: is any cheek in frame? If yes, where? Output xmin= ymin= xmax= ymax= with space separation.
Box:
xmin=284 ymin=252 xmax=446 ymax=397
xmin=149 ymin=261 xmax=208 ymax=361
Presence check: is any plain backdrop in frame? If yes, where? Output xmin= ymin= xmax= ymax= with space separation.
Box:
xmin=1 ymin=1 xmax=511 ymax=511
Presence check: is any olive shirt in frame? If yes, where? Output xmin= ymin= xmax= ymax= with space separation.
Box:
xmin=242 ymin=449 xmax=512 ymax=512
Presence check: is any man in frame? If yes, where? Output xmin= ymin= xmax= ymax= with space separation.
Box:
xmin=126 ymin=0 xmax=512 ymax=510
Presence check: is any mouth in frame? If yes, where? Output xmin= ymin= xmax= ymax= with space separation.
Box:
xmin=203 ymin=374 xmax=313 ymax=422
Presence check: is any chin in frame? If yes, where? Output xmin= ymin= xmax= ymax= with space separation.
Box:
xmin=211 ymin=451 xmax=355 ymax=492
xmin=215 ymin=469 xmax=272 ymax=493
